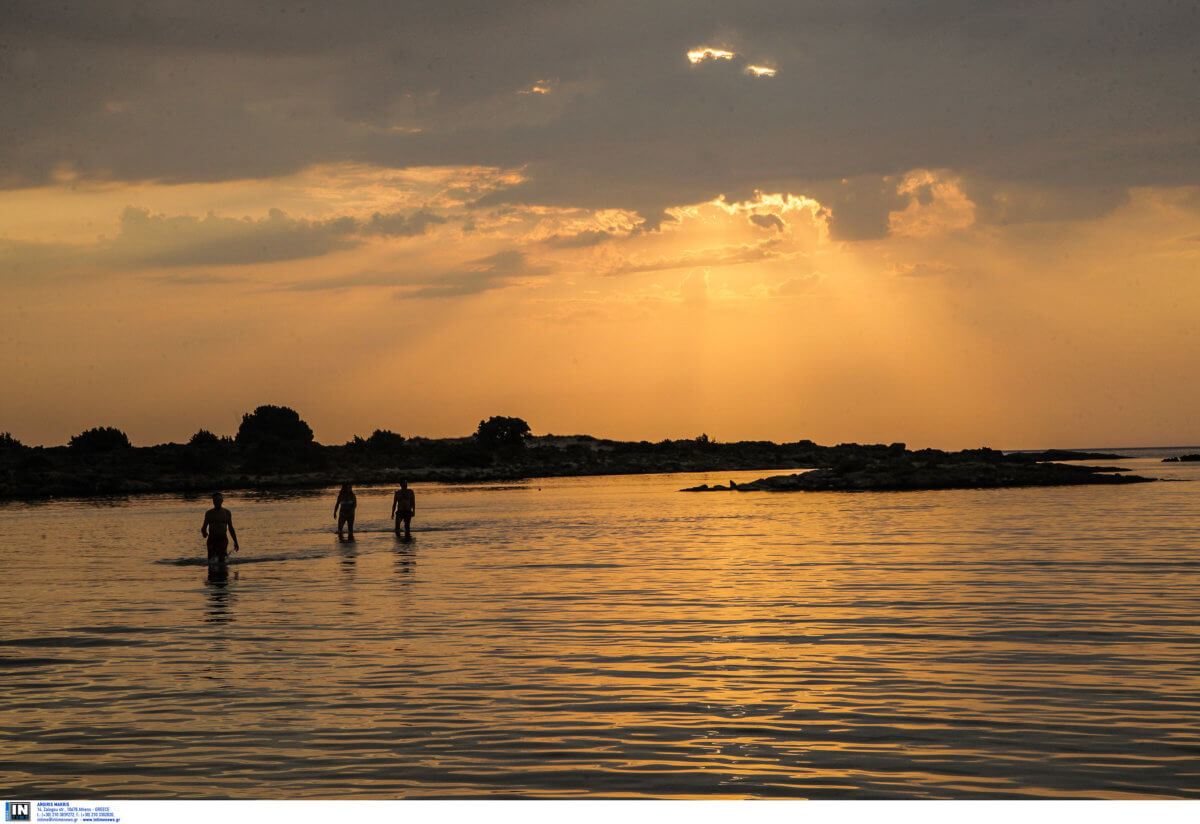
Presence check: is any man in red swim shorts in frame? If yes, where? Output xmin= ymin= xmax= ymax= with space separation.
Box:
xmin=201 ymin=492 xmax=240 ymax=563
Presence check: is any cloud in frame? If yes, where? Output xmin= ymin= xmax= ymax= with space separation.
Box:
xmin=770 ymin=273 xmax=821 ymax=296
xmin=540 ymin=229 xmax=616 ymax=248
xmin=284 ymin=249 xmax=551 ymax=298
xmin=604 ymin=238 xmax=788 ymax=277
xmin=4 ymin=0 xmax=1196 ymax=231
xmin=114 ymin=207 xmax=360 ymax=267
xmin=0 ymin=203 xmax=450 ymax=276
xmin=804 ymin=176 xmax=910 ymax=241
xmin=744 ymin=65 xmax=776 ymax=78
xmin=518 ymin=81 xmax=553 ymax=95
xmin=687 ymin=47 xmax=736 ymax=64
xmin=284 ymin=270 xmax=416 ymax=292
xmin=960 ymin=178 xmax=1132 ymax=226
xmin=887 ymin=170 xmax=976 ymax=237
xmin=748 ymin=213 xmax=785 ymax=232
xmin=890 ymin=261 xmax=958 ymax=278
xmin=149 ymin=272 xmax=240 ymax=286
xmin=399 ymin=250 xmax=552 ymax=299
xmin=361 ymin=208 xmax=448 ymax=237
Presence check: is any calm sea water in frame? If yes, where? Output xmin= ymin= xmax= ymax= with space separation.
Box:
xmin=2 ymin=453 xmax=1199 ymax=799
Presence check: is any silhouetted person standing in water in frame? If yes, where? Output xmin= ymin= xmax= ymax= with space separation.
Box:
xmin=334 ymin=482 xmax=357 ymax=540
xmin=201 ymin=492 xmax=239 ymax=564
xmin=391 ymin=480 xmax=415 ymax=538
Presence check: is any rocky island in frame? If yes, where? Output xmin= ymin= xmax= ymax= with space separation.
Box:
xmin=1010 ymin=449 xmax=1125 ymax=461
xmin=683 ymin=446 xmax=1153 ymax=492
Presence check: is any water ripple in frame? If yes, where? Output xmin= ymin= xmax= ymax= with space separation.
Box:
xmin=2 ymin=464 xmax=1200 ymax=798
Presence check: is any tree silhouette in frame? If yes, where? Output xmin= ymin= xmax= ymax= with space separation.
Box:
xmin=69 ymin=426 xmax=131 ymax=451
xmin=475 ymin=416 xmax=531 ymax=448
xmin=366 ymin=429 xmax=406 ymax=451
xmin=0 ymin=432 xmax=23 ymax=451
xmin=235 ymin=405 xmax=315 ymax=448
xmin=188 ymin=429 xmax=221 ymax=447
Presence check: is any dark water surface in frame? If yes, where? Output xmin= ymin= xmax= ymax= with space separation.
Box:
xmin=2 ymin=457 xmax=1199 ymax=798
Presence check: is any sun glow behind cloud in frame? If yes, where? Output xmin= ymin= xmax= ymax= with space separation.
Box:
xmin=518 ymin=81 xmax=552 ymax=95
xmin=687 ymin=47 xmax=777 ymax=78
xmin=687 ymin=47 xmax=736 ymax=64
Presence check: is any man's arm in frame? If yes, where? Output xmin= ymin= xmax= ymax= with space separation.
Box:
xmin=390 ymin=492 xmax=397 ymax=518
xmin=227 ymin=513 xmax=239 ymax=552
xmin=201 ymin=511 xmax=210 ymax=537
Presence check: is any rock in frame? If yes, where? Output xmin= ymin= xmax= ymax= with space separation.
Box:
xmin=1015 ymin=449 xmax=1125 ymax=461
xmin=716 ymin=451 xmax=1154 ymax=492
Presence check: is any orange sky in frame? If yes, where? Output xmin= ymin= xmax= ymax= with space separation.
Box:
xmin=3 ymin=165 xmax=1198 ymax=449
xmin=3 ymin=4 xmax=1199 ymax=449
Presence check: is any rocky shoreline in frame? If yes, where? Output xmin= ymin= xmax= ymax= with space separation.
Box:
xmin=683 ymin=447 xmax=1154 ymax=492
xmin=0 ymin=435 xmax=1162 ymax=501
xmin=0 ymin=435 xmax=821 ymax=501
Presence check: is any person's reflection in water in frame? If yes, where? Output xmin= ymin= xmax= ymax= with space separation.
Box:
xmin=394 ymin=537 xmax=417 ymax=580
xmin=204 ymin=566 xmax=237 ymax=624
xmin=335 ymin=538 xmax=360 ymax=617
xmin=338 ymin=535 xmax=357 ymax=573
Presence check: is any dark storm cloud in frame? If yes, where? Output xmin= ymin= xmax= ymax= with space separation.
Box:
xmin=804 ymin=177 xmax=910 ymax=242
xmin=958 ymin=179 xmax=1132 ymax=227
xmin=3 ymin=0 xmax=1198 ymax=235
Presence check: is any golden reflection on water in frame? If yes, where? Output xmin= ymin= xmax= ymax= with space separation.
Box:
xmin=1 ymin=462 xmax=1199 ymax=798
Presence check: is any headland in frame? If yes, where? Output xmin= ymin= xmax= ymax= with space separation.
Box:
xmin=683 ymin=446 xmax=1152 ymax=492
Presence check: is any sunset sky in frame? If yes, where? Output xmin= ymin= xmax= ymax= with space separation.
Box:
xmin=3 ymin=1 xmax=1199 ymax=449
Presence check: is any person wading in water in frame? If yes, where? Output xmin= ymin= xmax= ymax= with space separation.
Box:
xmin=201 ymin=492 xmax=240 ymax=564
xmin=391 ymin=480 xmax=416 ymax=539
xmin=334 ymin=482 xmax=357 ymax=540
